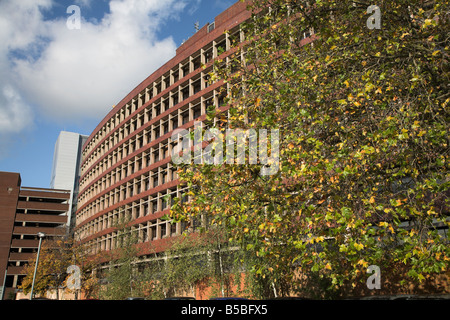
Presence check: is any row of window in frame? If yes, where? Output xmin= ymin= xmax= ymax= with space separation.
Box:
xmin=77 ymin=89 xmax=224 ymax=209
xmin=75 ymin=186 xmax=190 ymax=251
xmin=79 ymin=71 xmax=214 ymax=189
xmin=82 ymin=219 xmax=191 ymax=255
xmin=80 ymin=29 xmax=241 ymax=177
xmin=75 ymin=26 xmax=243 ymax=250
xmin=77 ymin=163 xmax=178 ymax=223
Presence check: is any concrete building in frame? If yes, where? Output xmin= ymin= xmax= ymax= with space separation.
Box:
xmin=74 ymin=1 xmax=251 ymax=267
xmin=0 ymin=172 xmax=69 ymax=300
xmin=50 ymin=131 xmax=88 ymax=233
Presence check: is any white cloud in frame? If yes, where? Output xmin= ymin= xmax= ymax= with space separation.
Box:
xmin=0 ymin=85 xmax=33 ymax=134
xmin=0 ymin=0 xmax=50 ymax=145
xmin=1 ymin=0 xmax=191 ymax=127
xmin=0 ymin=0 xmax=52 ymax=50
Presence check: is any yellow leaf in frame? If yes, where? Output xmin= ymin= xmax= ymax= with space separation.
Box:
xmin=369 ymin=196 xmax=375 ymax=204
xmin=418 ymin=130 xmax=426 ymax=137
xmin=316 ymin=236 xmax=325 ymax=243
xmin=357 ymin=259 xmax=368 ymax=267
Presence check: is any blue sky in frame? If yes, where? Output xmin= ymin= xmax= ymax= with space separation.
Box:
xmin=0 ymin=0 xmax=236 ymax=188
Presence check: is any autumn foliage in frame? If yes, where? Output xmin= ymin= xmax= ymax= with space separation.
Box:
xmin=171 ymin=0 xmax=449 ymax=298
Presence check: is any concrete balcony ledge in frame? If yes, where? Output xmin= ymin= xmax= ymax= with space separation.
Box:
xmin=15 ymin=213 xmax=67 ymax=224
xmin=17 ymin=201 xmax=69 ymax=212
xmin=13 ymin=226 xmax=67 ymax=236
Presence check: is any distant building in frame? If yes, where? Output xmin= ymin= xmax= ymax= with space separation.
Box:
xmin=50 ymin=131 xmax=88 ymax=233
xmin=0 ymin=171 xmax=70 ymax=300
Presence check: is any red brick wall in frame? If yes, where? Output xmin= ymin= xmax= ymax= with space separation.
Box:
xmin=0 ymin=172 xmax=21 ymax=290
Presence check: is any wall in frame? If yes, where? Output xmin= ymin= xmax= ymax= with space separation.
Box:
xmin=0 ymin=172 xmax=21 ymax=299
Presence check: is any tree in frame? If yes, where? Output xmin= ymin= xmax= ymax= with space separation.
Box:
xmin=158 ymin=231 xmax=217 ymax=298
xmin=171 ymin=0 xmax=449 ymax=298
xmin=99 ymin=217 xmax=146 ymax=300
xmin=20 ymin=238 xmax=98 ymax=299
xmin=20 ymin=240 xmax=67 ymax=298
xmin=143 ymin=225 xmax=248 ymax=299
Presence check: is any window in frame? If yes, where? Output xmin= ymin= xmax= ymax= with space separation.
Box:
xmin=207 ymin=22 xmax=215 ymax=33
xmin=151 ymin=225 xmax=157 ymax=240
xmin=204 ymin=49 xmax=213 ymax=64
xmin=156 ymin=82 xmax=161 ymax=95
xmin=161 ymin=223 xmax=167 ymax=238
xmin=193 ymin=80 xmax=201 ymax=95
xmin=172 ymin=93 xmax=179 ymax=106
xmin=193 ymin=106 xmax=201 ymax=119
xmin=182 ymin=111 xmax=190 ymax=125
xmin=172 ymin=118 xmax=179 ymax=130
xmin=181 ymin=86 xmax=190 ymax=100
xmin=193 ymin=56 xmax=201 ymax=70
xmin=182 ymin=63 xmax=190 ymax=78
xmin=171 ymin=222 xmax=177 ymax=235
xmin=173 ymin=71 xmax=179 ymax=83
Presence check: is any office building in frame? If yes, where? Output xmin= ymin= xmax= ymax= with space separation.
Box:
xmin=74 ymin=1 xmax=250 ymax=265
xmin=50 ymin=131 xmax=88 ymax=233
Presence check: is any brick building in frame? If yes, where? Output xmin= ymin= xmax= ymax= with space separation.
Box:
xmin=74 ymin=1 xmax=251 ymax=267
xmin=0 ymin=172 xmax=69 ymax=299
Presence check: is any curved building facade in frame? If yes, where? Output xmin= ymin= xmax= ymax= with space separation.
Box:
xmin=74 ymin=2 xmax=251 ymax=261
